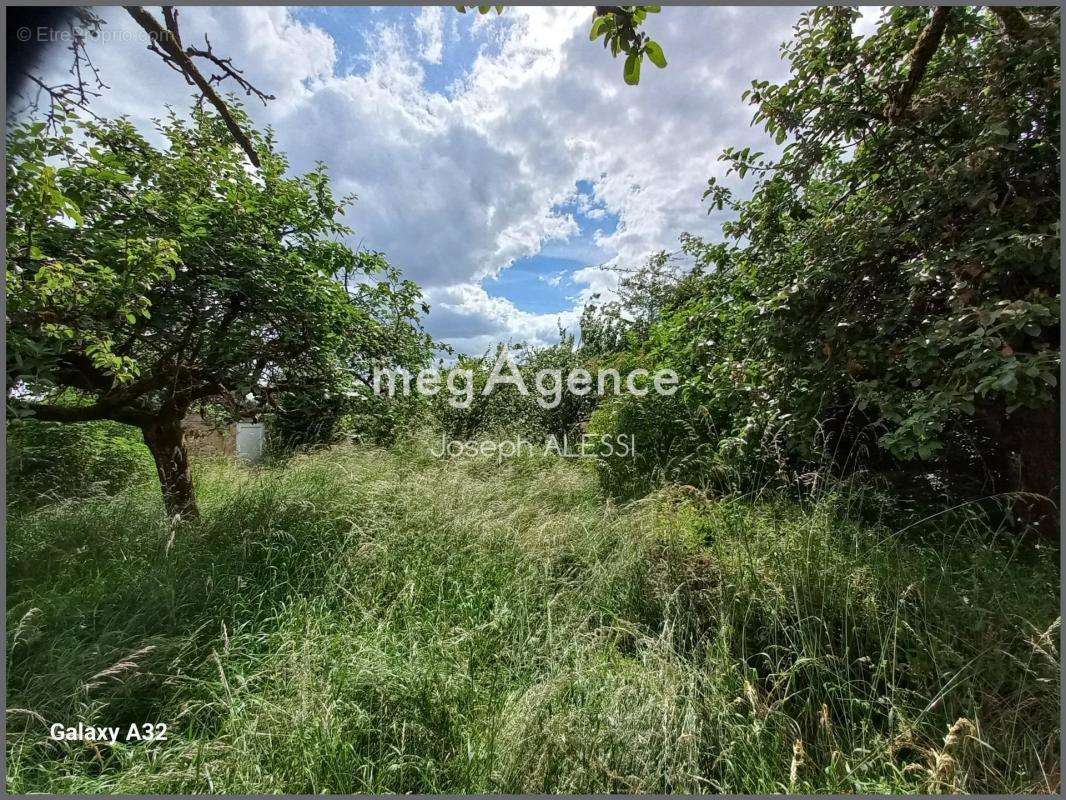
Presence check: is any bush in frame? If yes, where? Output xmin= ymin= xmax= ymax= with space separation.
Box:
xmin=268 ymin=392 xmax=350 ymax=453
xmin=430 ymin=339 xmax=599 ymax=441
xmin=645 ymin=7 xmax=1060 ymax=507
xmin=6 ymin=418 xmax=154 ymax=509
xmin=589 ymin=383 xmax=793 ymax=500
xmin=268 ymin=387 xmax=432 ymax=456
xmin=345 ymin=392 xmax=430 ymax=447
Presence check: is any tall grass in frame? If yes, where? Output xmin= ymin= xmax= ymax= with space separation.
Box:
xmin=5 ymin=436 xmax=1059 ymax=793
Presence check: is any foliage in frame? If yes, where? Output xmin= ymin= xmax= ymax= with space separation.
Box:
xmin=6 ymin=107 xmax=431 ymax=421
xmin=587 ymin=5 xmax=666 ymax=86
xmin=430 ymin=334 xmax=601 ymax=441
xmin=6 ymin=439 xmax=1058 ymax=793
xmin=267 ymin=389 xmax=350 ymax=453
xmin=520 ymin=329 xmax=599 ymax=437
xmin=271 ymin=387 xmax=430 ymax=453
xmin=589 ymin=387 xmax=786 ymax=501
xmin=5 ymin=8 xmax=1060 ymax=795
xmin=579 ymin=250 xmax=708 ymax=354
xmin=344 ymin=390 xmax=430 ymax=447
xmin=6 ymin=106 xmax=433 ymax=511
xmin=6 ymin=418 xmax=153 ymax=509
xmin=456 ymin=5 xmax=666 ymax=85
xmin=430 ymin=347 xmax=530 ymax=439
xmin=593 ymin=7 xmax=1060 ymax=505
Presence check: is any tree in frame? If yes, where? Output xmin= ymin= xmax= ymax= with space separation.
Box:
xmin=6 ymin=106 xmax=432 ymax=518
xmin=578 ymin=248 xmax=710 ymax=356
xmin=609 ymin=7 xmax=1060 ymax=518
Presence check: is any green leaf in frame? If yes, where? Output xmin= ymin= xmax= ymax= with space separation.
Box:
xmin=645 ymin=40 xmax=667 ymax=69
xmin=624 ymin=53 xmax=641 ymax=85
xmin=590 ymin=16 xmax=608 ymax=41
xmin=63 ymin=202 xmax=84 ymax=226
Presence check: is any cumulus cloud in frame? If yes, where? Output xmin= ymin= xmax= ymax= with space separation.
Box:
xmin=414 ymin=6 xmax=445 ymax=64
xmin=25 ymin=5 xmax=804 ymax=353
xmin=570 ymin=265 xmax=620 ymax=305
xmin=425 ymin=283 xmax=580 ymax=356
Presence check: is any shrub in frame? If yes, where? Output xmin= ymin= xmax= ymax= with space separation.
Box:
xmin=431 ymin=339 xmax=600 ymax=441
xmin=588 ymin=378 xmax=793 ymax=500
xmin=268 ymin=391 xmax=350 ymax=453
xmin=660 ymin=7 xmax=1060 ymax=507
xmin=345 ymin=392 xmax=430 ymax=447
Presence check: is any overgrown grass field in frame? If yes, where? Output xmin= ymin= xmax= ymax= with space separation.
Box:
xmin=6 ymin=438 xmax=1060 ymax=793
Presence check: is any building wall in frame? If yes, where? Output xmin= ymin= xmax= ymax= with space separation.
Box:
xmin=182 ymin=415 xmax=236 ymax=458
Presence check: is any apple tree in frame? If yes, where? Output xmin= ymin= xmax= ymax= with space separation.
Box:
xmin=6 ymin=106 xmax=432 ymax=518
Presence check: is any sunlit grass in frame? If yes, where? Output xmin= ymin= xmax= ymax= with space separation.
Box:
xmin=5 ymin=436 xmax=1059 ymax=793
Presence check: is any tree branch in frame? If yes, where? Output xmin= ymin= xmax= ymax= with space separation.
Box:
xmin=885 ymin=6 xmax=952 ymax=124
xmin=989 ymin=7 xmax=1031 ymax=41
xmin=11 ymin=399 xmax=156 ymax=427
xmin=184 ymin=33 xmax=275 ymax=105
xmin=15 ymin=10 xmax=107 ymax=129
xmin=125 ymin=6 xmax=264 ymax=167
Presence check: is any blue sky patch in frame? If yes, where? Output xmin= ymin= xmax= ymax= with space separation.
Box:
xmin=483 ymin=180 xmax=620 ymax=313
xmin=484 ymin=255 xmax=578 ymax=314
xmin=293 ymin=6 xmax=496 ymax=96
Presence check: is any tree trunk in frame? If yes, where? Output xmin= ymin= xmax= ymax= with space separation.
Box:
xmin=979 ymin=402 xmax=1060 ymax=534
xmin=142 ymin=417 xmax=199 ymax=520
xmin=885 ymin=6 xmax=952 ymax=123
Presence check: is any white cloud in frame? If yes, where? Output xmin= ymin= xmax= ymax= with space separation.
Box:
xmin=854 ymin=6 xmax=885 ymax=38
xmin=426 ymin=282 xmax=579 ymax=354
xmin=571 ymin=266 xmax=620 ymax=305
xmin=25 ymin=5 xmax=801 ymax=353
xmin=414 ymin=6 xmax=445 ymax=64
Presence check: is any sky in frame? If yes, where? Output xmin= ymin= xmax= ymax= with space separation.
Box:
xmin=26 ymin=5 xmax=867 ymax=355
